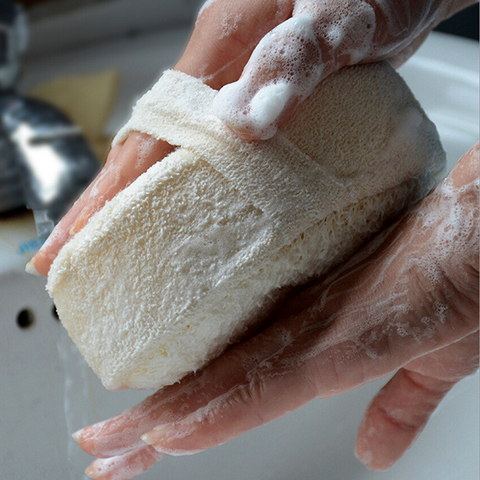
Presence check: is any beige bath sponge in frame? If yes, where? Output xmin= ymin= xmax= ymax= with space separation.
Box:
xmin=47 ymin=63 xmax=445 ymax=391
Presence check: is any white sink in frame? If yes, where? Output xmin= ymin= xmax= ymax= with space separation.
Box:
xmin=1 ymin=28 xmax=478 ymax=480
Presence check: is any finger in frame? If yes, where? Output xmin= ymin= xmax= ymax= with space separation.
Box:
xmin=355 ymin=369 xmax=456 ymax=471
xmin=355 ymin=331 xmax=479 ymax=471
xmin=28 ymin=144 xmax=122 ymax=276
xmin=175 ymin=0 xmax=292 ymax=89
xmin=73 ymin=315 xmax=296 ymax=458
xmin=140 ymin=359 xmax=320 ymax=456
xmin=212 ymin=0 xmax=379 ymax=139
xmin=212 ymin=13 xmax=327 ymax=140
xmin=84 ymin=446 xmax=163 ymax=480
xmin=30 ymin=133 xmax=173 ymax=276
xmin=68 ymin=133 xmax=173 ymax=235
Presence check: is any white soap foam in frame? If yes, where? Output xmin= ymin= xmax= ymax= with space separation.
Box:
xmin=248 ymin=81 xmax=293 ymax=135
xmin=87 ymin=446 xmax=164 ymax=480
xmin=213 ymin=15 xmax=323 ymax=139
xmin=219 ymin=12 xmax=243 ymax=39
xmin=134 ymin=133 xmax=157 ymax=171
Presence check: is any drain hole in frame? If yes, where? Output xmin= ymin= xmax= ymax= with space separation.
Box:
xmin=52 ymin=305 xmax=60 ymax=321
xmin=16 ymin=308 xmax=35 ymax=329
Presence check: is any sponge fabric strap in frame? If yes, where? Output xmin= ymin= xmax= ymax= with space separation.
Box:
xmin=113 ymin=70 xmax=346 ymax=248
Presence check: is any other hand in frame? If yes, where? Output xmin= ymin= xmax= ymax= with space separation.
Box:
xmin=74 ymin=144 xmax=479 ymax=479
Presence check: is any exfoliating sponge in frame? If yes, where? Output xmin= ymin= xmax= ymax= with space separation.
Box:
xmin=47 ymin=63 xmax=445 ymax=390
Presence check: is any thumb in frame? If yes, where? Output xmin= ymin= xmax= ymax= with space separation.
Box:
xmin=212 ymin=15 xmax=326 ymax=140
xmin=212 ymin=1 xmax=379 ymax=140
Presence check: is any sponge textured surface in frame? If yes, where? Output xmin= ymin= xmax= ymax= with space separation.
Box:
xmin=47 ymin=64 xmax=445 ymax=390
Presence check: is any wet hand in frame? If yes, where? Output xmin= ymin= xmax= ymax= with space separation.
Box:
xmin=29 ymin=0 xmax=293 ymax=275
xmin=208 ymin=0 xmax=476 ymax=139
xmin=73 ymin=144 xmax=479 ymax=479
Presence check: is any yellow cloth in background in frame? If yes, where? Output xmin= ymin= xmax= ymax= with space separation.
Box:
xmin=28 ymin=69 xmax=120 ymax=162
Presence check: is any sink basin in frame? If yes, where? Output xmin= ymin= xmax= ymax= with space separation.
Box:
xmin=1 ymin=29 xmax=478 ymax=480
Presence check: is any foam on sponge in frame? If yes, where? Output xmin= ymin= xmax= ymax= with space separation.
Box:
xmin=47 ymin=63 xmax=445 ymax=390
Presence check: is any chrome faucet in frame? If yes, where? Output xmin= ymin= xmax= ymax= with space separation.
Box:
xmin=0 ymin=1 xmax=99 ymax=239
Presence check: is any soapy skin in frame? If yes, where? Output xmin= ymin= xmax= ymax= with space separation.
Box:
xmin=27 ymin=0 xmax=479 ymax=478
xmin=211 ymin=0 xmax=475 ymax=139
xmin=75 ymin=144 xmax=479 ymax=479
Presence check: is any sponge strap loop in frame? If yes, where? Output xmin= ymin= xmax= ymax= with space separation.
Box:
xmin=113 ymin=70 xmax=345 ymax=247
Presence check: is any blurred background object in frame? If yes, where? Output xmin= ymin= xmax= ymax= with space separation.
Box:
xmin=0 ymin=0 xmax=100 ymax=238
xmin=19 ymin=0 xmax=204 ymax=59
xmin=0 ymin=0 xmax=29 ymax=214
xmin=435 ymin=2 xmax=479 ymax=40
xmin=28 ymin=69 xmax=120 ymax=160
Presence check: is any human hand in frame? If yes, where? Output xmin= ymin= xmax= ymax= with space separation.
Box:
xmin=72 ymin=143 xmax=479 ymax=479
xmin=29 ymin=0 xmax=475 ymax=276
xmin=29 ymin=0 xmax=293 ymax=276
xmin=207 ymin=0 xmax=477 ymax=139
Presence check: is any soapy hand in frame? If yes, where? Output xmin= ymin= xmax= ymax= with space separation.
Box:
xmin=73 ymin=144 xmax=479 ymax=480
xmin=209 ymin=0 xmax=477 ymax=140
xmin=29 ymin=0 xmax=475 ymax=276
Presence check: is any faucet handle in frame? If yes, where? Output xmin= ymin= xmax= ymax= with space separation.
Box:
xmin=0 ymin=94 xmax=100 ymax=239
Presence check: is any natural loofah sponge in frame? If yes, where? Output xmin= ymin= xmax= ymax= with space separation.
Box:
xmin=47 ymin=63 xmax=445 ymax=390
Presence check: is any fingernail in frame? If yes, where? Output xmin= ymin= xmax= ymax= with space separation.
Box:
xmin=69 ymin=215 xmax=85 ymax=236
xmin=141 ymin=423 xmax=171 ymax=446
xmin=72 ymin=429 xmax=83 ymax=442
xmin=141 ymin=427 xmax=171 ymax=452
xmin=140 ymin=426 xmax=165 ymax=445
xmin=140 ymin=432 xmax=154 ymax=446
xmin=84 ymin=465 xmax=96 ymax=479
xmin=72 ymin=425 xmax=97 ymax=444
xmin=141 ymin=427 xmax=203 ymax=457
xmin=69 ymin=220 xmax=80 ymax=236
xmin=25 ymin=259 xmax=40 ymax=277
xmin=355 ymin=445 xmax=373 ymax=467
